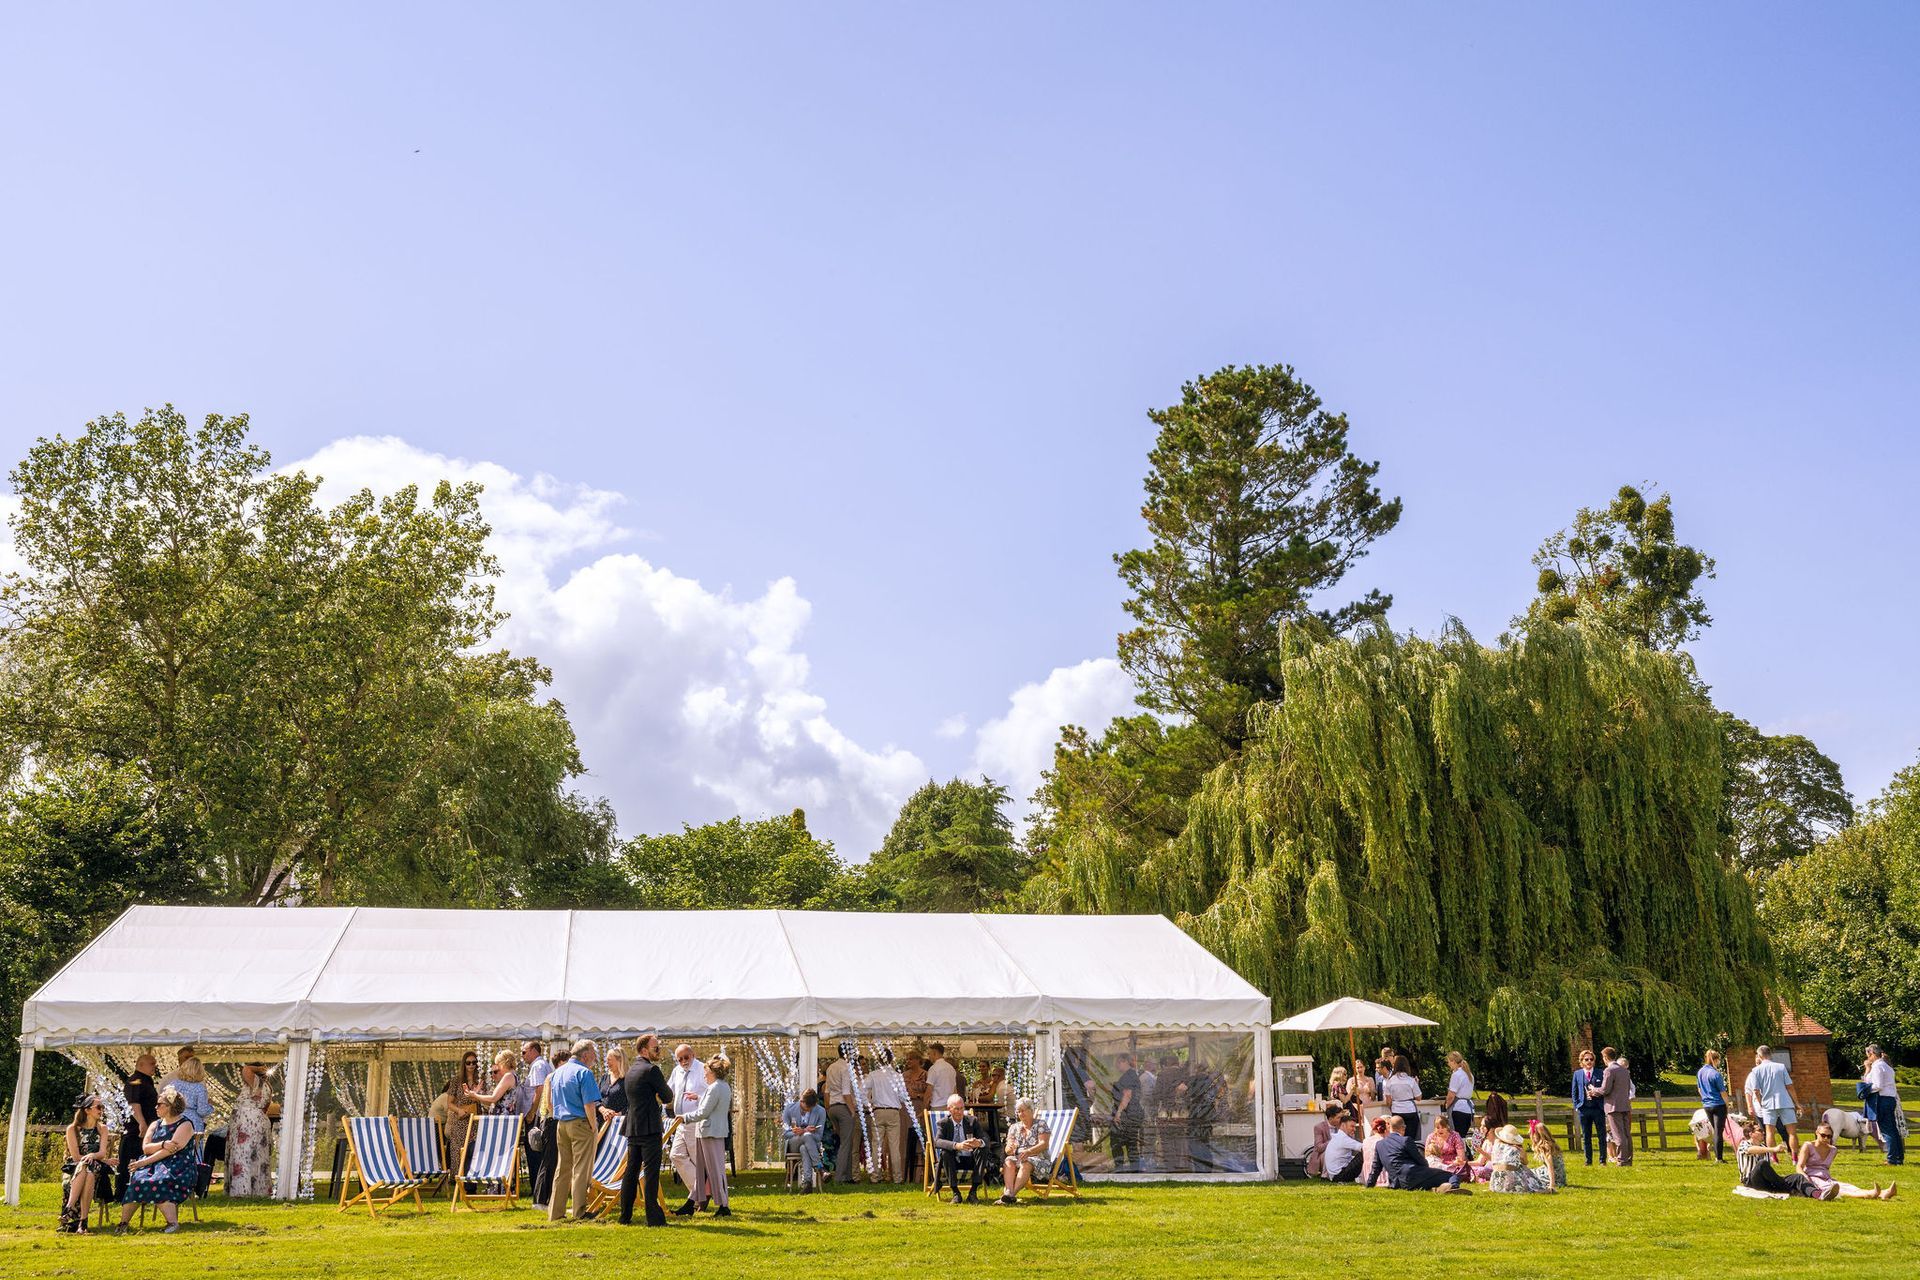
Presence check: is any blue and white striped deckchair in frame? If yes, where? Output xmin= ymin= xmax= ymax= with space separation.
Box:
xmin=338 ymin=1117 xmax=427 ymax=1217
xmin=451 ymin=1113 xmax=524 ymax=1211
xmin=1031 ymin=1108 xmax=1079 ymax=1199
xmin=585 ymin=1116 xmax=628 ymax=1215
xmin=394 ymin=1117 xmax=448 ymax=1195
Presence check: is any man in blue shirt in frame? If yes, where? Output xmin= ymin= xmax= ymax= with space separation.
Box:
xmin=1743 ymin=1045 xmax=1797 ymax=1159
xmin=782 ymin=1090 xmax=830 ymax=1193
xmin=547 ymin=1040 xmax=604 ymax=1222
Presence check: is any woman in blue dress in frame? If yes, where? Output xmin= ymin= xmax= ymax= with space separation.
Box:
xmin=117 ymin=1087 xmax=199 ymax=1233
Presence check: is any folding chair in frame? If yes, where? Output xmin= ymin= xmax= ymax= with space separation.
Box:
xmin=136 ymin=1134 xmax=209 ymax=1226
xmin=338 ymin=1118 xmax=427 ymax=1218
xmin=585 ymin=1116 xmax=628 ymax=1216
xmin=395 ymin=1117 xmax=449 ymax=1197
xmin=451 ymin=1113 xmax=524 ymax=1211
xmin=1030 ymin=1108 xmax=1080 ymax=1199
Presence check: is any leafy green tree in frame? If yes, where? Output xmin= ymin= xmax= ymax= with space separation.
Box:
xmin=0 ymin=406 xmax=607 ymax=905
xmin=1762 ymin=759 xmax=1920 ymax=1059
xmin=1722 ymin=714 xmax=1853 ymax=878
xmin=1025 ymin=622 xmax=1777 ymax=1077
xmin=867 ymin=778 xmax=1028 ymax=912
xmin=619 ymin=809 xmax=883 ymax=911
xmin=1115 ymin=363 xmax=1401 ymax=757
xmin=0 ymin=764 xmax=190 ymax=1117
xmin=1521 ymin=485 xmax=1715 ymax=651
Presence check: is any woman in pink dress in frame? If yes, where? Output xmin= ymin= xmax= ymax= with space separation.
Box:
xmin=1798 ymin=1122 xmax=1896 ymax=1200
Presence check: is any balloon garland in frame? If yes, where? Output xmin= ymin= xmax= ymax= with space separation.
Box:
xmin=298 ymin=1041 xmax=328 ymax=1201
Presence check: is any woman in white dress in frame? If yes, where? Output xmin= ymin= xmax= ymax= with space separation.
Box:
xmin=226 ymin=1063 xmax=276 ymax=1197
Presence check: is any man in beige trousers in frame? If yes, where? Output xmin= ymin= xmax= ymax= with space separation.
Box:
xmin=547 ymin=1040 xmax=604 ymax=1220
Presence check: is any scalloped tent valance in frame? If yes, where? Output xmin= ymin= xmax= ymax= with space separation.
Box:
xmin=20 ymin=906 xmax=1272 ymax=1045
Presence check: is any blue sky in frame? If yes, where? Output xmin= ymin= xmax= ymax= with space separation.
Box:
xmin=3 ymin=3 xmax=1915 ymax=853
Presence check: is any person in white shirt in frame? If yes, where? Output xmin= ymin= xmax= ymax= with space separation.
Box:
xmin=864 ymin=1054 xmax=910 ymax=1183
xmin=1323 ymin=1112 xmax=1365 ymax=1183
xmin=1865 ymin=1045 xmax=1904 ymax=1166
xmin=666 ymin=1043 xmax=710 ymax=1199
xmin=925 ymin=1045 xmax=958 ymax=1120
xmin=824 ymin=1046 xmax=861 ymax=1186
xmin=1383 ymin=1053 xmax=1424 ymax=1143
xmin=1444 ymin=1052 xmax=1475 ymax=1144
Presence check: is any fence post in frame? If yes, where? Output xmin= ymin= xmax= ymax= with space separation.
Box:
xmin=1637 ymin=1113 xmax=1647 ymax=1152
xmin=1654 ymin=1092 xmax=1666 ymax=1151
xmin=1533 ymin=1091 xmax=1544 ymax=1125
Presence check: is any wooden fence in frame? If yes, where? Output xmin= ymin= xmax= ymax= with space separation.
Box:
xmin=1515 ymin=1092 xmax=1915 ymax=1154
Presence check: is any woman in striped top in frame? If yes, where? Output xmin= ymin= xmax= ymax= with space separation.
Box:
xmin=1737 ymin=1117 xmax=1832 ymax=1199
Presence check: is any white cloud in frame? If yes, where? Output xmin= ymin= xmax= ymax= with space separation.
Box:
xmin=971 ymin=657 xmax=1138 ymax=822
xmin=935 ymin=713 xmax=969 ymax=740
xmin=289 ymin=436 xmax=926 ymax=853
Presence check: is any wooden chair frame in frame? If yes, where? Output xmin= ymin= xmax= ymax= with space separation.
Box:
xmin=1030 ymin=1107 xmax=1080 ymax=1199
xmin=450 ymin=1114 xmax=524 ymax=1212
xmin=585 ymin=1114 xmax=628 ymax=1216
xmin=338 ymin=1117 xmax=427 ymax=1218
xmin=394 ymin=1116 xmax=450 ymax=1197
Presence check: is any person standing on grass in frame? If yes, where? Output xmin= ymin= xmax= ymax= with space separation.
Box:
xmin=618 ymin=1034 xmax=674 ymax=1227
xmin=1383 ymin=1053 xmax=1423 ymax=1143
xmin=823 ymin=1044 xmax=860 ymax=1187
xmin=546 ymin=1040 xmax=603 ymax=1222
xmin=1743 ymin=1044 xmax=1798 ymax=1159
xmin=1865 ymin=1045 xmax=1904 ymax=1166
xmin=1696 ymin=1049 xmax=1729 ymax=1162
xmin=521 ymin=1040 xmax=555 ymax=1209
xmin=118 ymin=1053 xmax=158 ymax=1194
xmin=1572 ymin=1049 xmax=1606 ymax=1166
xmin=677 ymin=1055 xmax=733 ymax=1218
xmin=1598 ymin=1046 xmax=1633 ymax=1166
xmin=1444 ymin=1052 xmax=1474 ymax=1145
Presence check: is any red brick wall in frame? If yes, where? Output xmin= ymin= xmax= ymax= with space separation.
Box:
xmin=1726 ymin=1040 xmax=1833 ymax=1113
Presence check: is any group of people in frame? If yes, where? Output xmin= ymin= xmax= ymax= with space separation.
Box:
xmin=810 ymin=1043 xmax=1022 ymax=1190
xmin=60 ymin=1047 xmax=274 ymax=1234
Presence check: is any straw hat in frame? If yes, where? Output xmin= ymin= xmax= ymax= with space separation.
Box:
xmin=1495 ymin=1124 xmax=1524 ymax=1146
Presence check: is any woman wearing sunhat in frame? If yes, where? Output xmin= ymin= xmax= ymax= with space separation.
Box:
xmin=1486 ymin=1123 xmax=1553 ymax=1193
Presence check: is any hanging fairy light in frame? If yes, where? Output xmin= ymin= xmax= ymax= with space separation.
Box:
xmin=838 ymin=1038 xmax=883 ymax=1181
xmin=1004 ymin=1037 xmax=1039 ymax=1104
xmin=864 ymin=1038 xmax=922 ymax=1146
xmin=298 ymin=1042 xmax=328 ymax=1201
xmin=748 ymin=1036 xmax=798 ymax=1103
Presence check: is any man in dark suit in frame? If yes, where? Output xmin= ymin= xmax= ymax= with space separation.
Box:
xmin=1376 ymin=1116 xmax=1463 ymax=1192
xmin=1572 ymin=1048 xmax=1606 ymax=1166
xmin=1599 ymin=1046 xmax=1634 ymax=1167
xmin=618 ymin=1034 xmax=675 ymax=1226
xmin=930 ymin=1094 xmax=986 ymax=1204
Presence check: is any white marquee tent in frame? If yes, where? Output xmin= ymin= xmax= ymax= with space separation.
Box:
xmin=6 ymin=906 xmax=1277 ymax=1202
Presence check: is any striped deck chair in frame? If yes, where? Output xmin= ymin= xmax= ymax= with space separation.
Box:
xmin=395 ymin=1117 xmax=448 ymax=1196
xmin=338 ymin=1117 xmax=427 ymax=1217
xmin=1030 ymin=1108 xmax=1079 ymax=1199
xmin=451 ymin=1113 xmax=523 ymax=1211
xmin=585 ymin=1116 xmax=628 ymax=1216
xmin=921 ymin=1110 xmax=939 ymax=1195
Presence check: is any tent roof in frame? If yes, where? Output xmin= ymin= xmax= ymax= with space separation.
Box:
xmin=21 ymin=906 xmax=1271 ymax=1044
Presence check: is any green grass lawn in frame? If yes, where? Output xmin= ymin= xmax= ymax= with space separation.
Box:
xmin=5 ymin=1152 xmax=1916 ymax=1280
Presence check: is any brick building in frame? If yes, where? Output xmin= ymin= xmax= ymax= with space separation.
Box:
xmin=1728 ymin=1007 xmax=1834 ymax=1113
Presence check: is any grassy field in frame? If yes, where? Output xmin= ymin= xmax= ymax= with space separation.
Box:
xmin=4 ymin=1151 xmax=1916 ymax=1280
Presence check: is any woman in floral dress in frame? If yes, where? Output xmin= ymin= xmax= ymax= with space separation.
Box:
xmin=118 ymin=1087 xmax=199 ymax=1232
xmin=1485 ymin=1123 xmax=1553 ymax=1193
xmin=226 ymin=1063 xmax=276 ymax=1197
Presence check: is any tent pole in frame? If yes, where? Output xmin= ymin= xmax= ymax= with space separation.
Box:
xmin=4 ymin=1043 xmax=32 ymax=1206
xmin=1254 ymin=1024 xmax=1276 ymax=1180
xmin=275 ymin=1039 xmax=312 ymax=1201
xmin=796 ymin=1032 xmax=818 ymax=1112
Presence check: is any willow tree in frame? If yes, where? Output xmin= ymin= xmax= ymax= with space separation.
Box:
xmin=1026 ymin=622 xmax=1775 ymax=1072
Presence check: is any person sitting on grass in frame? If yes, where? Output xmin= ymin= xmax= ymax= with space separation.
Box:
xmin=997 ymin=1099 xmax=1052 ymax=1204
xmin=1376 ymin=1116 xmax=1467 ymax=1194
xmin=1424 ymin=1114 xmax=1467 ymax=1175
xmin=932 ymin=1093 xmax=986 ymax=1204
xmin=1360 ymin=1115 xmax=1392 ymax=1187
xmin=1486 ymin=1124 xmax=1552 ymax=1194
xmin=1797 ymin=1121 xmax=1896 ymax=1201
xmin=1323 ymin=1112 xmax=1365 ymax=1183
xmin=1528 ymin=1118 xmax=1568 ymax=1189
xmin=1737 ymin=1117 xmax=1831 ymax=1199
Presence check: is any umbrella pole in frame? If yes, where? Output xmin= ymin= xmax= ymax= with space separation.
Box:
xmin=1347 ymin=1027 xmax=1356 ymax=1074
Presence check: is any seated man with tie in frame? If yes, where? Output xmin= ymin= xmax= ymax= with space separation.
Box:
xmin=931 ymin=1093 xmax=986 ymax=1205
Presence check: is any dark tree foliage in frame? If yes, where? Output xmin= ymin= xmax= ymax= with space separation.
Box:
xmin=619 ymin=810 xmax=883 ymax=911
xmin=867 ymin=777 xmax=1028 ymax=912
xmin=1722 ymin=714 xmax=1853 ymax=879
xmin=1522 ymin=485 xmax=1715 ymax=652
xmin=1116 ymin=364 xmax=1401 ymax=757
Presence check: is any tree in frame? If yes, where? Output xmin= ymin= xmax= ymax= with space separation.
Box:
xmin=1521 ymin=485 xmax=1715 ymax=651
xmin=0 ymin=764 xmax=190 ymax=1116
xmin=1722 ymin=715 xmax=1853 ymax=878
xmin=1115 ymin=364 xmax=1401 ymax=757
xmin=1024 ymin=622 xmax=1777 ymax=1079
xmin=867 ymin=778 xmax=1028 ymax=912
xmin=619 ymin=809 xmax=883 ymax=911
xmin=0 ymin=406 xmax=607 ymax=905
xmin=1762 ymin=759 xmax=1920 ymax=1060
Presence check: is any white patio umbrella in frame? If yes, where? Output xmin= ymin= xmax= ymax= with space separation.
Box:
xmin=1271 ymin=996 xmax=1439 ymax=1069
